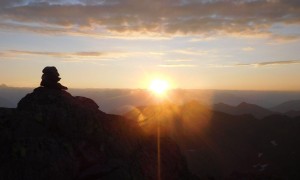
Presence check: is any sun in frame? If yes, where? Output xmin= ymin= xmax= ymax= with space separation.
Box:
xmin=149 ymin=79 xmax=169 ymax=95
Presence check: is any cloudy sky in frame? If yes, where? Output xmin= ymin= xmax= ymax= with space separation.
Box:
xmin=0 ymin=0 xmax=300 ymax=90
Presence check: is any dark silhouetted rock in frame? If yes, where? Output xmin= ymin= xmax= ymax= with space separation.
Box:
xmin=40 ymin=66 xmax=68 ymax=90
xmin=0 ymin=86 xmax=195 ymax=180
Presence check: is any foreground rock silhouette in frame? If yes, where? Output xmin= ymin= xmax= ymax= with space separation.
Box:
xmin=0 ymin=67 xmax=197 ymax=180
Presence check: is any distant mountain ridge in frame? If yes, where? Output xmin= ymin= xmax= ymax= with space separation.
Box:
xmin=213 ymin=102 xmax=275 ymax=119
xmin=1 ymin=86 xmax=300 ymax=113
xmin=125 ymin=101 xmax=300 ymax=179
xmin=0 ymin=84 xmax=8 ymax=88
xmin=271 ymin=100 xmax=300 ymax=113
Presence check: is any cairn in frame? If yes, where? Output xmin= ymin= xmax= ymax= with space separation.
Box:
xmin=40 ymin=66 xmax=68 ymax=90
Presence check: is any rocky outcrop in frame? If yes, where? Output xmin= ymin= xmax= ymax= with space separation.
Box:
xmin=0 ymin=87 xmax=195 ymax=180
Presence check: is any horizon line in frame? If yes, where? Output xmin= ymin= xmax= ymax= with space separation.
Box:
xmin=1 ymin=85 xmax=300 ymax=92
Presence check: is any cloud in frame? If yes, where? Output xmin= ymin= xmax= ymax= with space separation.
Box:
xmin=236 ymin=60 xmax=300 ymax=67
xmin=242 ymin=47 xmax=255 ymax=51
xmin=0 ymin=49 xmax=166 ymax=61
xmin=165 ymin=59 xmax=193 ymax=62
xmin=209 ymin=59 xmax=300 ymax=68
xmin=171 ymin=49 xmax=210 ymax=56
xmin=269 ymin=34 xmax=300 ymax=43
xmin=0 ymin=0 xmax=300 ymax=38
xmin=0 ymin=49 xmax=131 ymax=61
xmin=159 ymin=57 xmax=196 ymax=67
xmin=158 ymin=64 xmax=197 ymax=68
xmin=0 ymin=21 xmax=172 ymax=40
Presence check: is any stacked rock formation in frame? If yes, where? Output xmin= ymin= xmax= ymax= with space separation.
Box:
xmin=40 ymin=66 xmax=68 ymax=90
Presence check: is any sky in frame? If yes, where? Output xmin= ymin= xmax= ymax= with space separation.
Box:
xmin=0 ymin=0 xmax=300 ymax=90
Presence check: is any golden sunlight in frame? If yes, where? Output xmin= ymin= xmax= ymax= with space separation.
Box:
xmin=149 ymin=79 xmax=169 ymax=95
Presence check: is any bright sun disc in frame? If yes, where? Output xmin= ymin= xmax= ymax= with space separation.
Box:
xmin=149 ymin=79 xmax=169 ymax=95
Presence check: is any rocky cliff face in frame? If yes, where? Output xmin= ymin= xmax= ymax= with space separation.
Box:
xmin=0 ymin=87 xmax=195 ymax=180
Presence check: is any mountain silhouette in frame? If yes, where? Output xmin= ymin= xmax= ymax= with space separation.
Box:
xmin=213 ymin=102 xmax=274 ymax=119
xmin=271 ymin=100 xmax=300 ymax=113
xmin=285 ymin=110 xmax=300 ymax=118
xmin=0 ymin=83 xmax=8 ymax=88
xmin=0 ymin=87 xmax=196 ymax=180
xmin=125 ymin=101 xmax=300 ymax=179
